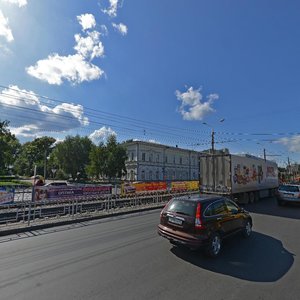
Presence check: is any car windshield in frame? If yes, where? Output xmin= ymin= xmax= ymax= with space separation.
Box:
xmin=166 ymin=199 xmax=197 ymax=217
xmin=279 ymin=185 xmax=300 ymax=192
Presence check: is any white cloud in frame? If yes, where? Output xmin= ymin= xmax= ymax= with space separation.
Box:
xmin=0 ymin=10 xmax=13 ymax=42
xmin=26 ymin=53 xmax=104 ymax=85
xmin=74 ymin=31 xmax=104 ymax=60
xmin=0 ymin=85 xmax=89 ymax=137
xmin=276 ymin=135 xmax=300 ymax=152
xmin=26 ymin=15 xmax=106 ymax=85
xmin=89 ymin=127 xmax=116 ymax=144
xmin=77 ymin=14 xmax=96 ymax=31
xmin=100 ymin=25 xmax=108 ymax=36
xmin=102 ymin=0 xmax=120 ymax=18
xmin=175 ymin=86 xmax=219 ymax=121
xmin=112 ymin=22 xmax=128 ymax=36
xmin=1 ymin=0 xmax=27 ymax=7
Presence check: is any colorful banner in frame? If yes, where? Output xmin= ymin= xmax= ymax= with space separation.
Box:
xmin=171 ymin=181 xmax=199 ymax=192
xmin=122 ymin=181 xmax=199 ymax=195
xmin=135 ymin=182 xmax=167 ymax=192
xmin=185 ymin=181 xmax=199 ymax=190
xmin=34 ymin=185 xmax=112 ymax=201
xmin=0 ymin=187 xmax=15 ymax=204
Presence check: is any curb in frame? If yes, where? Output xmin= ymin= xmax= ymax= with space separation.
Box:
xmin=0 ymin=205 xmax=165 ymax=236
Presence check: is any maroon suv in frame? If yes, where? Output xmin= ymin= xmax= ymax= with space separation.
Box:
xmin=158 ymin=194 xmax=252 ymax=257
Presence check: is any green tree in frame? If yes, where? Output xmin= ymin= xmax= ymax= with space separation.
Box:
xmin=106 ymin=135 xmax=127 ymax=180
xmin=14 ymin=136 xmax=56 ymax=177
xmin=0 ymin=120 xmax=21 ymax=175
xmin=51 ymin=135 xmax=93 ymax=180
xmin=86 ymin=135 xmax=127 ymax=181
xmin=86 ymin=142 xmax=107 ymax=179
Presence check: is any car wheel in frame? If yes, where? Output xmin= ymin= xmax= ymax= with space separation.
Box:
xmin=242 ymin=220 xmax=252 ymax=238
xmin=205 ymin=233 xmax=222 ymax=257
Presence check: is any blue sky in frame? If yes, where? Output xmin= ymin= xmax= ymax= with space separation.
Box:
xmin=0 ymin=0 xmax=299 ymax=167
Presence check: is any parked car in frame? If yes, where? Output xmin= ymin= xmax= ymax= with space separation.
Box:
xmin=276 ymin=184 xmax=300 ymax=206
xmin=157 ymin=194 xmax=252 ymax=257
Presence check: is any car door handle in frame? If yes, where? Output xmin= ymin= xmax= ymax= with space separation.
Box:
xmin=217 ymin=217 xmax=223 ymax=220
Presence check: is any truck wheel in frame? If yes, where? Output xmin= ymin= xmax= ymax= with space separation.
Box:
xmin=205 ymin=233 xmax=222 ymax=257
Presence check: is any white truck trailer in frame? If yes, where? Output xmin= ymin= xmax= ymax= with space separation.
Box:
xmin=199 ymin=150 xmax=279 ymax=203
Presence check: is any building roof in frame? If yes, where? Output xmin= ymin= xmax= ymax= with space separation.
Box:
xmin=123 ymin=140 xmax=200 ymax=154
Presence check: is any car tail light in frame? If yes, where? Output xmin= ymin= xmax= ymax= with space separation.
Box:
xmin=160 ymin=199 xmax=172 ymax=219
xmin=195 ymin=202 xmax=205 ymax=230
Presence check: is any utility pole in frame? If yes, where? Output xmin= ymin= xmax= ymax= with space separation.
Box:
xmin=211 ymin=129 xmax=215 ymax=191
xmin=203 ymin=119 xmax=224 ymax=193
xmin=211 ymin=129 xmax=215 ymax=153
xmin=263 ymin=148 xmax=266 ymax=162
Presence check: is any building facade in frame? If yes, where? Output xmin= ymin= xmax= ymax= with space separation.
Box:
xmin=123 ymin=141 xmax=200 ymax=182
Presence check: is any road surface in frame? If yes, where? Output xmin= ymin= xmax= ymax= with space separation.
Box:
xmin=0 ymin=197 xmax=299 ymax=300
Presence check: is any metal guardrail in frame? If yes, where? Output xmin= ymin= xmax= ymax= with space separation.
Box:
xmin=0 ymin=191 xmax=199 ymax=230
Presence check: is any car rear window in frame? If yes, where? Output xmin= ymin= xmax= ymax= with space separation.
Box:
xmin=279 ymin=185 xmax=300 ymax=192
xmin=166 ymin=199 xmax=197 ymax=217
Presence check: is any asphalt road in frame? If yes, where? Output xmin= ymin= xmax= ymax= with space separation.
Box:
xmin=0 ymin=197 xmax=299 ymax=300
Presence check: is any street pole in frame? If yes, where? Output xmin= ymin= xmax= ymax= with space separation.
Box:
xmin=203 ymin=120 xmax=224 ymax=193
xmin=44 ymin=150 xmax=47 ymax=179
xmin=211 ymin=129 xmax=215 ymax=153
xmin=211 ymin=129 xmax=215 ymax=192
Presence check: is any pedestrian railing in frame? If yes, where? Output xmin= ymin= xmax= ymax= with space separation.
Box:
xmin=0 ymin=191 xmax=199 ymax=230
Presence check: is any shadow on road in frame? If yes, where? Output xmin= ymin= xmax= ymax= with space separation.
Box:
xmin=171 ymin=231 xmax=294 ymax=282
xmin=243 ymin=197 xmax=300 ymax=220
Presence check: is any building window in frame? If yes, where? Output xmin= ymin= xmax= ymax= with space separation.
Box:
xmin=149 ymin=170 xmax=153 ymax=180
xmin=142 ymin=153 xmax=146 ymax=161
xmin=156 ymin=170 xmax=159 ymax=180
xmin=156 ymin=154 xmax=159 ymax=163
xmin=193 ymin=172 xmax=196 ymax=179
xmin=141 ymin=170 xmax=145 ymax=180
xmin=173 ymin=170 xmax=176 ymax=179
xmin=149 ymin=153 xmax=153 ymax=162
xmin=173 ymin=156 xmax=176 ymax=164
xmin=131 ymin=152 xmax=134 ymax=161
xmin=165 ymin=156 xmax=168 ymax=163
xmin=164 ymin=171 xmax=168 ymax=180
xmin=180 ymin=157 xmax=182 ymax=165
xmin=130 ymin=170 xmax=134 ymax=181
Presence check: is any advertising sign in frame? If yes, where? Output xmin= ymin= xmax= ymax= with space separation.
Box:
xmin=34 ymin=185 xmax=112 ymax=201
xmin=171 ymin=181 xmax=199 ymax=192
xmin=185 ymin=181 xmax=199 ymax=191
xmin=122 ymin=181 xmax=199 ymax=195
xmin=135 ymin=182 xmax=167 ymax=192
xmin=0 ymin=187 xmax=15 ymax=204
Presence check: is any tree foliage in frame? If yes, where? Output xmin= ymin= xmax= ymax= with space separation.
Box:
xmin=0 ymin=119 xmax=128 ymax=181
xmin=0 ymin=120 xmax=21 ymax=175
xmin=87 ymin=135 xmax=127 ymax=180
xmin=14 ymin=136 xmax=56 ymax=176
xmin=51 ymin=135 xmax=93 ymax=180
